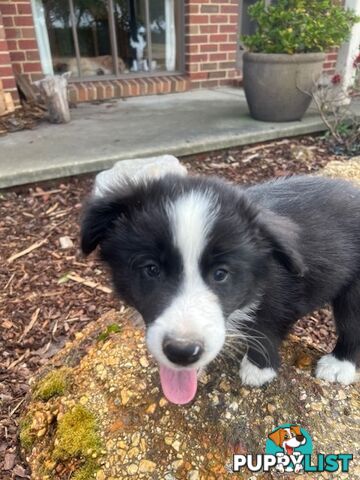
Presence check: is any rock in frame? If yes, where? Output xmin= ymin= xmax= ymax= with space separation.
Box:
xmin=139 ymin=356 xmax=149 ymax=368
xmin=4 ymin=452 xmax=15 ymax=470
xmin=188 ymin=470 xmax=200 ymax=480
xmin=96 ymin=470 xmax=105 ymax=480
xmin=19 ymin=310 xmax=360 ymax=480
xmin=93 ymin=155 xmax=187 ymax=198
xmin=126 ymin=463 xmax=138 ymax=475
xmin=321 ymin=157 xmax=360 ymax=185
xmin=138 ymin=459 xmax=156 ymax=473
xmin=59 ymin=236 xmax=73 ymax=249
xmin=171 ymin=439 xmax=181 ymax=452
xmin=12 ymin=464 xmax=27 ymax=477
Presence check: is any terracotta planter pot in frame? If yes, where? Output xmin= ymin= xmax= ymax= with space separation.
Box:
xmin=243 ymin=52 xmax=326 ymax=122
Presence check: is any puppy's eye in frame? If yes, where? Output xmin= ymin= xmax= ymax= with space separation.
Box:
xmin=213 ymin=268 xmax=229 ymax=283
xmin=143 ymin=264 xmax=160 ymax=278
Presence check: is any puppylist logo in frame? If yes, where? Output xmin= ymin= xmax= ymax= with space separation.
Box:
xmin=233 ymin=424 xmax=353 ymax=474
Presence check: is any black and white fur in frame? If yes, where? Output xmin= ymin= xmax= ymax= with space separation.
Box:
xmin=81 ymin=174 xmax=360 ymax=386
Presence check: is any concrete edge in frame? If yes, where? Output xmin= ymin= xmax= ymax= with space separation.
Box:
xmin=0 ymin=119 xmax=326 ymax=190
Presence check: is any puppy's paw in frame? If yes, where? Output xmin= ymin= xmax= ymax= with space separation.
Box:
xmin=316 ymin=354 xmax=356 ymax=385
xmin=239 ymin=355 xmax=277 ymax=387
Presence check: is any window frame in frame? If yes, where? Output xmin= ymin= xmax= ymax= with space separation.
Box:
xmin=51 ymin=0 xmax=185 ymax=82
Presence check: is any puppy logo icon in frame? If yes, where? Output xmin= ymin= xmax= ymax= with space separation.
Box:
xmin=232 ymin=423 xmax=352 ymax=474
xmin=265 ymin=424 xmax=312 ymax=473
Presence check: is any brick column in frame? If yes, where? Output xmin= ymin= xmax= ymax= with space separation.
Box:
xmin=323 ymin=47 xmax=339 ymax=75
xmin=185 ymin=0 xmax=241 ymax=88
xmin=0 ymin=11 xmax=19 ymax=104
xmin=0 ymin=0 xmax=42 ymax=85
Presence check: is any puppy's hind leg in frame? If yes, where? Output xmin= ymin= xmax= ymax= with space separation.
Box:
xmin=316 ymin=278 xmax=360 ymax=385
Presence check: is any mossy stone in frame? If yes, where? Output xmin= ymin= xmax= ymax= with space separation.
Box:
xmin=52 ymin=404 xmax=101 ymax=462
xmin=19 ymin=415 xmax=35 ymax=451
xmin=33 ymin=367 xmax=71 ymax=401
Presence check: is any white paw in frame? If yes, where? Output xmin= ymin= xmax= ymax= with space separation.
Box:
xmin=316 ymin=354 xmax=356 ymax=385
xmin=239 ymin=355 xmax=277 ymax=387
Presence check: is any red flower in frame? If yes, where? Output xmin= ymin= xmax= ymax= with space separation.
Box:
xmin=331 ymin=74 xmax=341 ymax=85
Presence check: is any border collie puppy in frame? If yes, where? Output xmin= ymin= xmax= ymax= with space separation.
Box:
xmin=81 ymin=174 xmax=360 ymax=404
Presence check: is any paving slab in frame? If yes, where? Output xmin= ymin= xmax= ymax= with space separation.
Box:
xmin=0 ymin=87 xmax=356 ymax=189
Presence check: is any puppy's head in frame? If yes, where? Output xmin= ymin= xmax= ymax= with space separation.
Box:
xmin=268 ymin=426 xmax=306 ymax=452
xmin=81 ymin=174 xmax=305 ymax=403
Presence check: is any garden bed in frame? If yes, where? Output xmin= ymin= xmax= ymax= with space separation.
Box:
xmin=0 ymin=135 xmax=343 ymax=479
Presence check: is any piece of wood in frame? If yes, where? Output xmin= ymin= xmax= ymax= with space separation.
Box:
xmin=0 ymin=79 xmax=8 ymax=116
xmin=15 ymin=72 xmax=38 ymax=102
xmin=4 ymin=92 xmax=15 ymax=113
xmin=66 ymin=272 xmax=112 ymax=294
xmin=36 ymin=74 xmax=71 ymax=124
xmin=19 ymin=307 xmax=41 ymax=341
xmin=0 ymin=92 xmax=15 ymax=117
xmin=7 ymin=238 xmax=47 ymax=263
xmin=0 ymin=92 xmax=6 ymax=116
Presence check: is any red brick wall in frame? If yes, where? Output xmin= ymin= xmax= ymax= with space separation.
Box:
xmin=185 ymin=0 xmax=241 ymax=88
xmin=0 ymin=10 xmax=19 ymax=103
xmin=323 ymin=48 xmax=339 ymax=75
xmin=0 ymin=0 xmax=42 ymax=100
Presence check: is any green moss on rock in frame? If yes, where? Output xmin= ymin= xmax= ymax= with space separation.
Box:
xmin=53 ymin=404 xmax=101 ymax=462
xmin=72 ymin=460 xmax=99 ymax=480
xmin=97 ymin=323 xmax=121 ymax=342
xmin=19 ymin=415 xmax=35 ymax=451
xmin=34 ymin=367 xmax=71 ymax=401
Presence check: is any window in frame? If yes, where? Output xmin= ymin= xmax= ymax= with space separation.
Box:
xmin=37 ymin=0 xmax=184 ymax=80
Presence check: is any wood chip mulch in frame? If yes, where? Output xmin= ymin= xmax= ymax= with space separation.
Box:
xmin=0 ymin=103 xmax=46 ymax=137
xmin=0 ymin=135 xmax=341 ymax=479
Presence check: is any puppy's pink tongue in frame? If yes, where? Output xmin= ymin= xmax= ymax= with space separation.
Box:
xmin=159 ymin=365 xmax=197 ymax=405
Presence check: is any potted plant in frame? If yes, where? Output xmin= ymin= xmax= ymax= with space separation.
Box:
xmin=241 ymin=0 xmax=359 ymax=122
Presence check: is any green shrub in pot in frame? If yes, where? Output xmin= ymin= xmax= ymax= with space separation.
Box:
xmin=241 ymin=0 xmax=359 ymax=121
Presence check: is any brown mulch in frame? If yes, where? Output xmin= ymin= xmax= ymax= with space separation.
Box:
xmin=0 ymin=103 xmax=46 ymax=137
xmin=0 ymin=135 xmax=340 ymax=479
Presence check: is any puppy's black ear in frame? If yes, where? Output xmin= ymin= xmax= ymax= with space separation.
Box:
xmin=257 ymin=209 xmax=307 ymax=277
xmin=81 ymin=198 xmax=124 ymax=255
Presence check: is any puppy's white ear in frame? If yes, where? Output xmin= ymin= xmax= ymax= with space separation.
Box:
xmin=257 ymin=210 xmax=307 ymax=277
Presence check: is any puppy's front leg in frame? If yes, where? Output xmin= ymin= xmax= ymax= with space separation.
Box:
xmin=239 ymin=321 xmax=281 ymax=387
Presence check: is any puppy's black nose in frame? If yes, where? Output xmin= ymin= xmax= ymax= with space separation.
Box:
xmin=163 ymin=338 xmax=204 ymax=366
xmin=296 ymin=434 xmax=305 ymax=442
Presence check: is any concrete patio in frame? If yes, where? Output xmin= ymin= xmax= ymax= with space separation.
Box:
xmin=0 ymin=87 xmax=354 ymax=189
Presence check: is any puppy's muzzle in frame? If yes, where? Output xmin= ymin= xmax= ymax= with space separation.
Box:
xmin=163 ymin=337 xmax=204 ymax=366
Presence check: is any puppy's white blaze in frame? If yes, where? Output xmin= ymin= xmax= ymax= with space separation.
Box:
xmin=167 ymin=189 xmax=219 ymax=278
xmin=316 ymin=354 xmax=357 ymax=385
xmin=239 ymin=354 xmax=277 ymax=387
xmin=146 ymin=190 xmax=226 ymax=368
